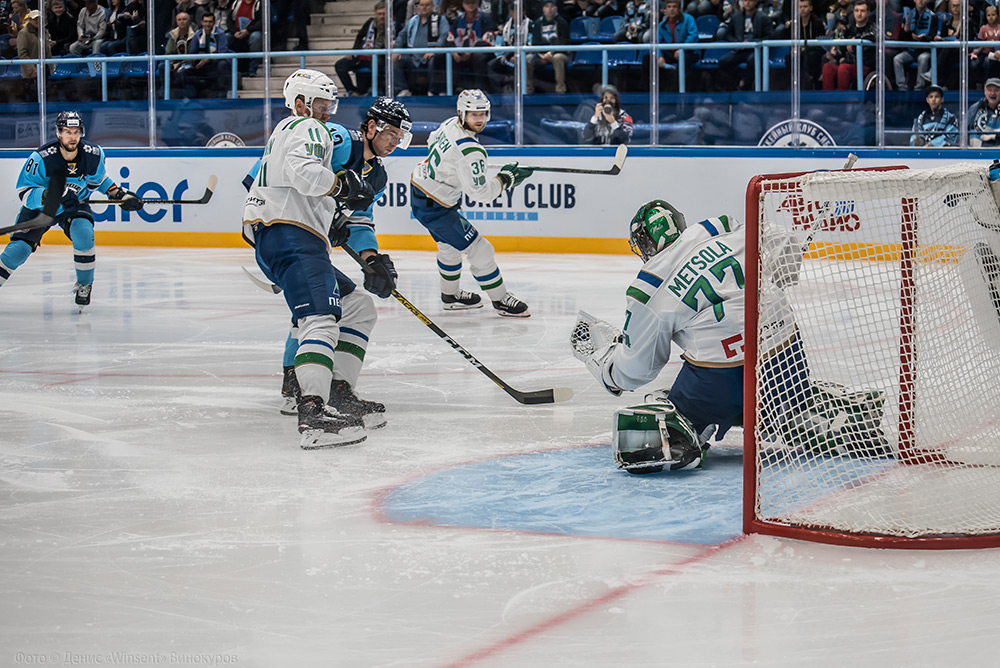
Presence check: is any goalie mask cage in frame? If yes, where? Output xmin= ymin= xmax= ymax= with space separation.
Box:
xmin=744 ymin=163 xmax=1000 ymax=549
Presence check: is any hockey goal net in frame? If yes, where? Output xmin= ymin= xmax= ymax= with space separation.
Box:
xmin=744 ymin=163 xmax=1000 ymax=548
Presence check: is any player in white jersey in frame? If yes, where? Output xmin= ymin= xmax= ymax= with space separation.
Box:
xmin=410 ymin=89 xmax=535 ymax=316
xmin=572 ymin=199 xmax=887 ymax=473
xmin=242 ymin=69 xmax=384 ymax=450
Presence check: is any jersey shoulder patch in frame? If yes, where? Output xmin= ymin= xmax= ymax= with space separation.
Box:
xmin=626 ymin=270 xmax=663 ymax=305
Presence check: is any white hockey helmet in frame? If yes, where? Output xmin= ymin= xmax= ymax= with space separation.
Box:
xmin=457 ymin=89 xmax=491 ymax=125
xmin=283 ymin=69 xmax=339 ymax=115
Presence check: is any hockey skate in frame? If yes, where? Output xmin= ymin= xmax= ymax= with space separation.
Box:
xmin=73 ymin=282 xmax=92 ymax=309
xmin=329 ymin=379 xmax=387 ymax=430
xmin=441 ymin=290 xmax=483 ymax=310
xmin=280 ymin=365 xmax=300 ymax=416
xmin=492 ymin=292 xmax=530 ymax=317
xmin=298 ymin=395 xmax=366 ymax=449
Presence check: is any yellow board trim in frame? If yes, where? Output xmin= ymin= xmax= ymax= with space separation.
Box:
xmin=34 ymin=230 xmax=634 ymax=254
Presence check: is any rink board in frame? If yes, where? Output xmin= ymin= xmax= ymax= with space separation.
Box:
xmin=0 ymin=148 xmax=990 ymax=252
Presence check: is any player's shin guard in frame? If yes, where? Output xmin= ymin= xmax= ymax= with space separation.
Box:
xmin=70 ymin=219 xmax=95 ymax=286
xmin=465 ymin=236 xmax=506 ymax=302
xmin=294 ymin=314 xmax=340 ymax=401
xmin=332 ymin=290 xmax=376 ymax=388
xmin=0 ymin=240 xmax=32 ymax=287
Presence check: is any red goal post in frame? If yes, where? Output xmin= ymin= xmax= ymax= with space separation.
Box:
xmin=743 ymin=163 xmax=1000 ymax=549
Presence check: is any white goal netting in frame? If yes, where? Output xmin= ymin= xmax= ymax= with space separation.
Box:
xmin=747 ymin=163 xmax=1000 ymax=545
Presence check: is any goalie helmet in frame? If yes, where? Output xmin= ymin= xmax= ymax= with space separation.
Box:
xmin=612 ymin=400 xmax=702 ymax=475
xmin=457 ymin=89 xmax=491 ymax=125
xmin=283 ymin=69 xmax=339 ymax=115
xmin=629 ymin=199 xmax=687 ymax=262
xmin=55 ymin=110 xmax=85 ymax=136
xmin=365 ymin=97 xmax=413 ymax=149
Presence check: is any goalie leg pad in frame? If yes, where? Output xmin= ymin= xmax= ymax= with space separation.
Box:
xmin=613 ymin=401 xmax=705 ymax=474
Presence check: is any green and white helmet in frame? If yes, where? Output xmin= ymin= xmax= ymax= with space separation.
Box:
xmin=628 ymin=199 xmax=687 ymax=262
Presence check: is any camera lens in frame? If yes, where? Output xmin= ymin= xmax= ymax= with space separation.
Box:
xmin=603 ymin=104 xmax=614 ymax=114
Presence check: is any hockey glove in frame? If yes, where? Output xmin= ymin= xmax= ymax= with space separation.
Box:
xmin=497 ymin=163 xmax=534 ymax=190
xmin=328 ymin=219 xmax=350 ymax=248
xmin=60 ymin=190 xmax=80 ymax=215
xmin=331 ymin=169 xmax=375 ymax=211
xmin=363 ymin=253 xmax=398 ymax=299
xmin=109 ymin=187 xmax=143 ymax=212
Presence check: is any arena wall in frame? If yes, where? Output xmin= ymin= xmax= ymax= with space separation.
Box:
xmin=0 ymin=148 xmax=987 ymax=253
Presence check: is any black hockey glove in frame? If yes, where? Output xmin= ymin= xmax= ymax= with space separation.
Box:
xmin=497 ymin=163 xmax=534 ymax=190
xmin=109 ymin=187 xmax=143 ymax=212
xmin=363 ymin=253 xmax=397 ymax=299
xmin=328 ymin=218 xmax=350 ymax=248
xmin=60 ymin=190 xmax=80 ymax=214
xmin=331 ymin=169 xmax=375 ymax=211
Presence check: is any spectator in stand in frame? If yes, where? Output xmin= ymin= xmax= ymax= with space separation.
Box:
xmin=589 ymin=0 xmax=622 ymax=19
xmin=910 ymin=84 xmax=958 ymax=145
xmin=6 ymin=0 xmax=29 ymax=58
xmin=822 ymin=0 xmax=877 ymax=89
xmin=229 ymin=0 xmax=261 ymax=75
xmin=655 ymin=0 xmax=699 ymax=89
xmin=100 ymin=0 xmax=135 ymax=55
xmin=211 ymin=0 xmax=234 ymax=33
xmin=613 ymin=0 xmax=650 ymax=43
xmin=561 ymin=0 xmax=595 ymax=23
xmin=69 ymin=0 xmax=106 ymax=55
xmin=489 ymin=1 xmax=531 ymax=92
xmin=825 ymin=0 xmax=853 ymax=37
xmin=124 ymin=0 xmax=146 ymax=54
xmin=165 ymin=9 xmax=194 ymax=86
xmin=440 ymin=0 xmax=464 ymax=22
xmin=968 ymin=77 xmax=1000 ymax=146
xmin=47 ymin=0 xmax=77 ymax=55
xmin=336 ymin=0 xmax=390 ymax=96
xmin=928 ymin=0 xmax=966 ymax=89
xmin=584 ymin=84 xmax=633 ymax=143
xmin=17 ymin=9 xmax=53 ymax=94
xmin=479 ymin=0 xmax=506 ymax=26
xmin=393 ymin=0 xmax=449 ymax=95
xmin=894 ymin=0 xmax=939 ymax=90
xmin=448 ymin=0 xmax=496 ymax=92
xmin=526 ymin=0 xmax=569 ymax=92
xmin=718 ymin=0 xmax=773 ymax=90
xmin=971 ymin=5 xmax=1000 ymax=87
xmin=188 ymin=11 xmax=227 ymax=96
xmin=687 ymin=0 xmax=730 ymax=22
xmin=774 ymin=0 xmax=826 ymax=88
xmin=173 ymin=0 xmax=206 ymax=29
xmin=0 ymin=0 xmax=14 ymax=60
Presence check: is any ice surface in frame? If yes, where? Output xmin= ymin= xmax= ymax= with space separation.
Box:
xmin=2 ymin=247 xmax=1000 ymax=668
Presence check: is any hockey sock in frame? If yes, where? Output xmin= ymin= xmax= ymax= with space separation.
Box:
xmin=294 ymin=314 xmax=339 ymax=398
xmin=333 ymin=290 xmax=376 ymax=387
xmin=465 ymin=236 xmax=505 ymax=301
xmin=282 ymin=327 xmax=299 ymax=367
xmin=0 ymin=240 xmax=32 ymax=286
xmin=70 ymin=219 xmax=95 ymax=285
xmin=474 ymin=267 xmax=506 ymax=302
xmin=437 ymin=257 xmax=463 ymax=296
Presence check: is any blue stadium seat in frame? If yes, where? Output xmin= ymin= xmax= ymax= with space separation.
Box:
xmin=608 ymin=48 xmax=642 ymax=68
xmin=569 ymin=16 xmax=600 ymax=43
xmin=696 ymin=14 xmax=720 ymax=41
xmin=696 ymin=46 xmax=732 ymax=69
xmin=49 ymin=55 xmax=79 ymax=80
xmin=0 ymin=62 xmax=20 ymax=79
xmin=569 ymin=42 xmax=606 ymax=71
xmin=768 ymin=45 xmax=789 ymax=69
xmin=596 ymin=16 xmax=623 ymax=42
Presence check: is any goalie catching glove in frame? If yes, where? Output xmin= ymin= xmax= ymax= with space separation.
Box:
xmin=331 ymin=169 xmax=375 ymax=211
xmin=497 ymin=163 xmax=533 ymax=190
xmin=363 ymin=253 xmax=397 ymax=299
xmin=108 ymin=186 xmax=143 ymax=211
xmin=570 ymin=310 xmax=626 ymax=396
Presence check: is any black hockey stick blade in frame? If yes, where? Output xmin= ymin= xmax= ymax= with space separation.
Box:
xmin=489 ymin=145 xmax=628 ymax=176
xmin=0 ymin=211 xmax=54 ymax=237
xmin=242 ymin=265 xmax=282 ymax=294
xmin=340 ymin=245 xmax=573 ymax=405
xmin=90 ymin=174 xmax=218 ymax=205
xmin=0 ymin=169 xmax=66 ymax=236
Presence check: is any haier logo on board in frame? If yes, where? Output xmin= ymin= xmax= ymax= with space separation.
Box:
xmin=92 ymin=167 xmax=193 ymax=223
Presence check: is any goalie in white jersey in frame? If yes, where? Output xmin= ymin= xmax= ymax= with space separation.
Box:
xmin=572 ymin=199 xmax=888 ymax=474
xmin=243 ymin=69 xmax=395 ymax=450
xmin=410 ymin=89 xmax=535 ymax=316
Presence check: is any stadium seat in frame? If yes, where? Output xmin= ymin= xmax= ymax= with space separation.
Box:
xmin=768 ymin=45 xmax=789 ymax=69
xmin=608 ymin=48 xmax=642 ymax=68
xmin=569 ymin=16 xmax=600 ymax=43
xmin=596 ymin=16 xmax=623 ymax=42
xmin=569 ymin=42 xmax=606 ymax=71
xmin=49 ymin=55 xmax=79 ymax=81
xmin=696 ymin=14 xmax=720 ymax=41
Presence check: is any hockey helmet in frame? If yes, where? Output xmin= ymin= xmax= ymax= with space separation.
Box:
xmin=612 ymin=400 xmax=702 ymax=475
xmin=55 ymin=110 xmax=85 ymax=136
xmin=283 ymin=69 xmax=338 ymax=116
xmin=457 ymin=89 xmax=491 ymax=124
xmin=629 ymin=199 xmax=687 ymax=262
xmin=365 ymin=96 xmax=413 ymax=149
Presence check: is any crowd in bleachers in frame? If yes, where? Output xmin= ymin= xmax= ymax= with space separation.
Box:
xmin=2 ymin=0 xmax=1000 ymax=103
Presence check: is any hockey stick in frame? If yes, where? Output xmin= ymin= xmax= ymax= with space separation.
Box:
xmin=89 ymin=175 xmax=219 ymax=205
xmin=488 ymin=145 xmax=628 ymax=176
xmin=0 ymin=169 xmax=66 ymax=236
xmin=241 ymin=265 xmax=282 ymax=294
xmin=801 ymin=153 xmax=859 ymax=254
xmin=341 ymin=245 xmax=574 ymax=406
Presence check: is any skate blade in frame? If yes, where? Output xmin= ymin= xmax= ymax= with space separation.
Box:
xmin=299 ymin=427 xmax=367 ymax=449
xmin=442 ymin=302 xmax=484 ymax=310
xmin=495 ymin=310 xmax=531 ymax=318
xmin=363 ymin=413 xmax=387 ymax=430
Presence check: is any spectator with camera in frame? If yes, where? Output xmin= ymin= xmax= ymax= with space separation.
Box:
xmin=584 ymin=84 xmax=633 ymax=144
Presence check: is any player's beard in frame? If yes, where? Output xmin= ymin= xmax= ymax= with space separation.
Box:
xmin=58 ymin=136 xmax=80 ymax=153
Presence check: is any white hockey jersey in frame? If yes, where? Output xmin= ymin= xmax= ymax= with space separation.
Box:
xmin=609 ymin=215 xmax=748 ymax=391
xmin=242 ymin=114 xmax=339 ymax=246
xmin=410 ymin=116 xmax=504 ymax=207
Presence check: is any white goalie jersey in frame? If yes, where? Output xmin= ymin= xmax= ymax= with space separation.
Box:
xmin=242 ymin=115 xmax=339 ymax=245
xmin=410 ymin=116 xmax=504 ymax=207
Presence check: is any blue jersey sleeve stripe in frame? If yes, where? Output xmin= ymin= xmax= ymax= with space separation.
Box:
xmin=637 ymin=270 xmax=663 ymax=288
xmin=698 ymin=219 xmax=719 ymax=236
xmin=455 ymin=137 xmax=477 ymax=146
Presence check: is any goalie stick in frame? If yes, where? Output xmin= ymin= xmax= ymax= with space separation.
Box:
xmin=488 ymin=145 xmax=627 ymax=176
xmin=341 ymin=245 xmax=574 ymax=406
xmin=89 ymin=175 xmax=219 ymax=205
xmin=800 ymin=153 xmax=859 ymax=255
